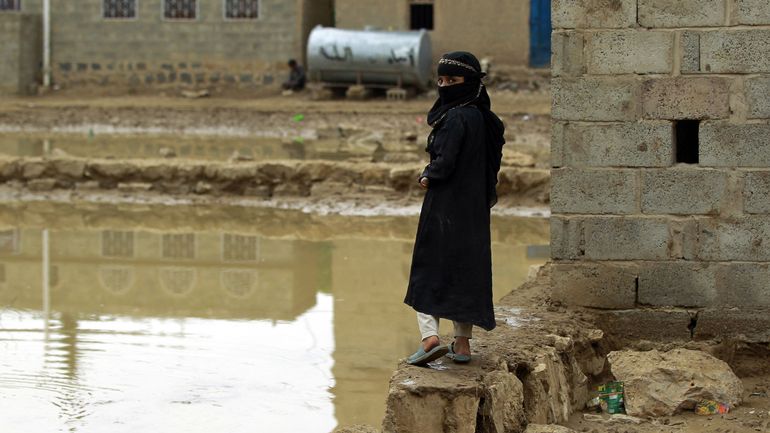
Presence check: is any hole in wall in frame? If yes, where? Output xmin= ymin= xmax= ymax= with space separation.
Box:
xmin=674 ymin=120 xmax=700 ymax=164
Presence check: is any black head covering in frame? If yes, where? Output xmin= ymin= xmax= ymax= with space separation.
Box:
xmin=427 ymin=51 xmax=506 ymax=207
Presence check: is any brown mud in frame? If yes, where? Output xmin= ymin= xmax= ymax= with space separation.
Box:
xmin=354 ymin=265 xmax=770 ymax=433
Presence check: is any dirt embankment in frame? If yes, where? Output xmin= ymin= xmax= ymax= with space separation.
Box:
xmin=0 ymin=92 xmax=552 ymax=209
xmin=0 ymin=155 xmax=550 ymax=209
xmin=351 ymin=265 xmax=770 ymax=433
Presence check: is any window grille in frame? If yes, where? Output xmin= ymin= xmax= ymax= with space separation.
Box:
xmin=225 ymin=0 xmax=258 ymax=19
xmin=223 ymin=234 xmax=259 ymax=261
xmin=164 ymin=0 xmax=196 ymax=19
xmin=0 ymin=0 xmax=20 ymax=11
xmin=162 ymin=233 xmax=195 ymax=259
xmin=103 ymin=0 xmax=136 ymax=19
xmin=102 ymin=231 xmax=135 ymax=258
xmin=410 ymin=1 xmax=433 ymax=30
xmin=0 ymin=229 xmax=20 ymax=254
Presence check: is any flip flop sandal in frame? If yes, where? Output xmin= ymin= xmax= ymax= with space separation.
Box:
xmin=407 ymin=344 xmax=449 ymax=366
xmin=446 ymin=342 xmax=471 ymax=364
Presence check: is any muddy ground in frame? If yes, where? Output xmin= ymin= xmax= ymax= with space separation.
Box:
xmin=0 ymin=89 xmax=551 ymax=206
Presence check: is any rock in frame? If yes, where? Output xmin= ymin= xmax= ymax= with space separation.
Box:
xmin=582 ymin=413 xmax=643 ymax=425
xmin=525 ymin=425 xmax=578 ymax=433
xmin=21 ymin=160 xmax=47 ymax=179
xmin=547 ymin=334 xmax=574 ymax=352
xmin=0 ymin=159 xmax=18 ymax=179
xmin=52 ymin=159 xmax=86 ymax=178
xmin=608 ymin=349 xmax=744 ymax=417
xmin=89 ymin=161 xmax=136 ymax=178
xmin=502 ymin=151 xmax=536 ymax=167
xmin=76 ymin=180 xmax=101 ymax=190
xmin=27 ymin=178 xmax=57 ymax=191
xmin=333 ymin=425 xmax=379 ymax=433
xmin=181 ymin=89 xmax=209 ymax=98
xmin=481 ymin=370 xmax=526 ymax=433
xmin=159 ymin=147 xmax=177 ymax=158
xmin=193 ymin=181 xmax=212 ymax=194
xmin=117 ymin=182 xmax=152 ymax=193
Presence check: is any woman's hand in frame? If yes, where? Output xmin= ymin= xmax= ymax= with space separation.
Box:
xmin=419 ymin=177 xmax=430 ymax=190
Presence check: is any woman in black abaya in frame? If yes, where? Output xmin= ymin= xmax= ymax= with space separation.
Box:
xmin=404 ymin=51 xmax=505 ymax=366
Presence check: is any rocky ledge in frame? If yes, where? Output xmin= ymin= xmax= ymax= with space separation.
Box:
xmin=0 ymin=156 xmax=550 ymax=206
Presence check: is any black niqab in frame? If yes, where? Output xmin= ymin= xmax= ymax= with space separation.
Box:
xmin=427 ymin=51 xmax=505 ymax=207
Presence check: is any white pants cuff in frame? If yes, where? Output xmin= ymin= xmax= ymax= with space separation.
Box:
xmin=416 ymin=312 xmax=473 ymax=340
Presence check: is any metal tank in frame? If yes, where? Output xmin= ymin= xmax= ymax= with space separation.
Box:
xmin=306 ymin=26 xmax=433 ymax=89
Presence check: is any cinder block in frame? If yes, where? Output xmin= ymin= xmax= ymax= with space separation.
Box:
xmin=552 ymin=78 xmax=639 ymax=121
xmin=551 ymin=168 xmax=638 ymax=214
xmin=638 ymin=0 xmax=726 ymax=27
xmin=716 ymin=263 xmax=770 ymax=307
xmin=733 ymin=0 xmax=770 ymax=25
xmin=696 ymin=309 xmax=770 ymax=343
xmin=551 ymin=262 xmax=638 ymax=309
xmin=746 ymin=76 xmax=770 ymax=118
xmin=698 ymin=216 xmax=770 ymax=261
xmin=552 ymin=0 xmax=637 ymax=29
xmin=641 ymin=77 xmax=730 ymax=120
xmin=681 ymin=31 xmax=701 ymax=73
xmin=745 ymin=171 xmax=770 ymax=214
xmin=561 ymin=121 xmax=673 ymax=167
xmin=551 ymin=31 xmax=585 ymax=77
xmin=551 ymin=216 xmax=584 ymax=259
xmin=585 ymin=30 xmax=673 ymax=74
xmin=551 ymin=122 xmax=566 ymax=168
xmin=583 ymin=217 xmax=672 ymax=260
xmin=699 ymin=30 xmax=770 ymax=74
xmin=592 ymin=309 xmax=694 ymax=341
xmin=641 ymin=168 xmax=728 ymax=215
xmin=700 ymin=122 xmax=770 ymax=167
xmin=638 ymin=261 xmax=717 ymax=307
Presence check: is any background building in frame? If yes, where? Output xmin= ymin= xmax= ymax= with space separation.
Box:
xmin=0 ymin=0 xmax=333 ymax=95
xmin=333 ymin=0 xmax=552 ymax=68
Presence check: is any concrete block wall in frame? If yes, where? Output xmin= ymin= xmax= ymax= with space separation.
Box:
xmin=551 ymin=0 xmax=770 ymax=341
xmin=11 ymin=0 xmax=329 ymax=94
xmin=0 ymin=13 xmax=41 ymax=95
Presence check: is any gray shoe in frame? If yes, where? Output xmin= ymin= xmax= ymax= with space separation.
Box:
xmin=406 ymin=344 xmax=449 ymax=366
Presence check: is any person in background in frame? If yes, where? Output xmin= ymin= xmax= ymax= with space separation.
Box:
xmin=404 ymin=51 xmax=505 ymax=366
xmin=282 ymin=59 xmax=306 ymax=92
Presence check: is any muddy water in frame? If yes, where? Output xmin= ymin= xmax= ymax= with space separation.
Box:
xmin=0 ymin=132 xmax=421 ymax=163
xmin=0 ymin=201 xmax=549 ymax=433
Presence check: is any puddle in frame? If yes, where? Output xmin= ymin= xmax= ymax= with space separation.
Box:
xmin=0 ymin=201 xmax=549 ymax=432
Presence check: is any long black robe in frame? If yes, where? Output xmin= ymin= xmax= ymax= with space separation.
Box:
xmin=404 ymin=106 xmax=496 ymax=331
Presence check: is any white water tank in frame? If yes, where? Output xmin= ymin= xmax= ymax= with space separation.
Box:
xmin=306 ymin=26 xmax=433 ymax=89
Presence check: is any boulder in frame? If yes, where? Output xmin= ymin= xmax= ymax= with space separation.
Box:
xmin=608 ymin=349 xmax=743 ymax=417
xmin=524 ymin=425 xmax=577 ymax=433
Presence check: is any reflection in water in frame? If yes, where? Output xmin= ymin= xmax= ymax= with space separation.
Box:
xmin=0 ymin=202 xmax=549 ymax=432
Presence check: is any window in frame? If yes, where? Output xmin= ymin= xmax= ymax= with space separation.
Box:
xmin=162 ymin=233 xmax=195 ymax=259
xmin=0 ymin=0 xmax=20 ymax=11
xmin=222 ymin=234 xmax=259 ymax=262
xmin=102 ymin=231 xmax=135 ymax=258
xmin=164 ymin=0 xmax=196 ymax=20
xmin=104 ymin=0 xmax=136 ymax=19
xmin=675 ymin=120 xmax=700 ymax=164
xmin=225 ymin=0 xmax=258 ymax=19
xmin=410 ymin=1 xmax=433 ymax=30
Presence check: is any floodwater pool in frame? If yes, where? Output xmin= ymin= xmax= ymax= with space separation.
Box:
xmin=0 ymin=201 xmax=549 ymax=433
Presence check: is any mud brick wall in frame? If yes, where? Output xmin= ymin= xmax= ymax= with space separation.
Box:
xmin=550 ymin=0 xmax=770 ymax=342
xmin=13 ymin=0 xmax=330 ymax=93
xmin=0 ymin=13 xmax=41 ymax=95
